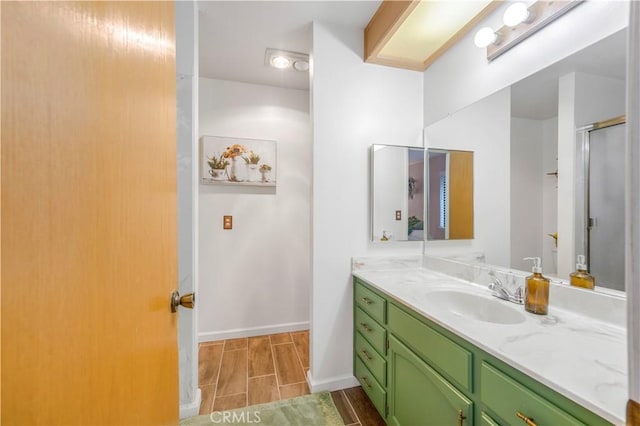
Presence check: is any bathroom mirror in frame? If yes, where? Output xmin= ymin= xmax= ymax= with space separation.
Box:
xmin=371 ymin=145 xmax=425 ymax=242
xmin=424 ymin=29 xmax=626 ymax=292
xmin=427 ymin=149 xmax=474 ymax=240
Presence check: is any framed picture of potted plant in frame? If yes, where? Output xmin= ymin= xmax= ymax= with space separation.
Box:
xmin=200 ymin=135 xmax=277 ymax=187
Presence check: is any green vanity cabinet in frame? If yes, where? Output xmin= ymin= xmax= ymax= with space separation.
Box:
xmin=353 ymin=277 xmax=612 ymax=426
xmin=354 ymin=280 xmax=389 ymax=419
xmin=387 ymin=334 xmax=473 ymax=426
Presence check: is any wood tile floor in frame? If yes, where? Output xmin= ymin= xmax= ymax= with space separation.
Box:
xmin=199 ymin=331 xmax=310 ymax=414
xmin=198 ymin=330 xmax=385 ymax=425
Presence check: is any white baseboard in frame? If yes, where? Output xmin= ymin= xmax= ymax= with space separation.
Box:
xmin=307 ymin=371 xmax=359 ymax=393
xmin=198 ymin=321 xmax=309 ymax=342
xmin=179 ymin=388 xmax=201 ymax=419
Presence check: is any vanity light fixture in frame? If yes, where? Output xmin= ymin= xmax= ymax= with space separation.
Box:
xmin=474 ymin=0 xmax=584 ymax=61
xmin=264 ymin=48 xmax=310 ymax=72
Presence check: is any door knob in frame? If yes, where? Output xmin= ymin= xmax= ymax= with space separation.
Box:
xmin=171 ymin=290 xmax=195 ymax=313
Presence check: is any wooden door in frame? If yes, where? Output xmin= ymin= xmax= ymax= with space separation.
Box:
xmin=1 ymin=2 xmax=178 ymax=424
xmin=449 ymin=151 xmax=474 ymax=239
xmin=387 ymin=336 xmax=473 ymax=426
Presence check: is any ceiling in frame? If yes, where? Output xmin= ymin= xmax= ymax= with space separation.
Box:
xmin=511 ymin=29 xmax=627 ymax=120
xmin=197 ymin=0 xmax=626 ymax=111
xmin=198 ymin=1 xmax=381 ymax=91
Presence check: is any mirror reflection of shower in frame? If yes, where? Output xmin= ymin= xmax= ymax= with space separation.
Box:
xmin=576 ymin=116 xmax=625 ymax=291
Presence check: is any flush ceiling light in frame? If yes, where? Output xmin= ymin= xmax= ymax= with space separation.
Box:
xmin=264 ymin=48 xmax=310 ymax=72
xmin=503 ymin=2 xmax=533 ymax=27
xmin=271 ymin=56 xmax=290 ymax=69
xmin=474 ymin=27 xmax=500 ymax=48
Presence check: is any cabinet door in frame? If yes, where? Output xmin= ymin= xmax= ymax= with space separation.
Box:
xmin=480 ymin=411 xmax=501 ymax=426
xmin=388 ymin=335 xmax=473 ymax=426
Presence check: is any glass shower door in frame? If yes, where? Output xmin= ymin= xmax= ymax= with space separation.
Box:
xmin=587 ymin=122 xmax=625 ymax=291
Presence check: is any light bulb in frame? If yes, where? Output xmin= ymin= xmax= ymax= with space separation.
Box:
xmin=474 ymin=27 xmax=498 ymax=48
xmin=503 ymin=2 xmax=530 ymax=27
xmin=271 ymin=56 xmax=290 ymax=69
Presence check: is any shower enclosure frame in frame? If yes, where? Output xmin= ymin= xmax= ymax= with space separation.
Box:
xmin=576 ymin=115 xmax=626 ymax=281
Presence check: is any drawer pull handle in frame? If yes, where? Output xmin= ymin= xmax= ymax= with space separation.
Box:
xmin=458 ymin=409 xmax=467 ymax=426
xmin=360 ymin=297 xmax=373 ymax=305
xmin=516 ymin=412 xmax=537 ymax=426
xmin=361 ymin=350 xmax=373 ymax=360
xmin=361 ymin=376 xmax=372 ymax=388
xmin=360 ymin=322 xmax=372 ymax=332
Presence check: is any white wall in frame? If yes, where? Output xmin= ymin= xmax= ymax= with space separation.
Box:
xmin=575 ymin=73 xmax=626 ymax=126
xmin=509 ymin=116 xmax=558 ymax=275
xmin=557 ymin=73 xmax=577 ymax=279
xmin=510 ymin=118 xmax=544 ymax=272
xmin=198 ymin=78 xmax=311 ymax=341
xmin=311 ymin=21 xmax=423 ymax=391
xmin=424 ymin=88 xmax=511 ymax=266
xmin=542 ymin=118 xmax=559 ymax=275
xmin=423 ymin=1 xmax=628 ymax=126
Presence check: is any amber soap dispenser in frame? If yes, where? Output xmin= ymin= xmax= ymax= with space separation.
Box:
xmin=570 ymin=255 xmax=595 ymax=290
xmin=523 ymin=257 xmax=549 ymax=315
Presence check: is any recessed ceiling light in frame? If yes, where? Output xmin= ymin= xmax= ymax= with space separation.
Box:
xmin=264 ymin=48 xmax=309 ymax=72
xmin=271 ymin=56 xmax=291 ymax=69
xmin=293 ymin=60 xmax=309 ymax=72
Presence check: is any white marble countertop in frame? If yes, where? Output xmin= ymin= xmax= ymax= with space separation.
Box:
xmin=353 ymin=266 xmax=627 ymax=425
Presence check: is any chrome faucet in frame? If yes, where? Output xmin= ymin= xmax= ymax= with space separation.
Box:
xmin=488 ymin=271 xmax=524 ymax=305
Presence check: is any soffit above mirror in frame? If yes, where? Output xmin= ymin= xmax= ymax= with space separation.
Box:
xmin=365 ymin=0 xmax=500 ymax=71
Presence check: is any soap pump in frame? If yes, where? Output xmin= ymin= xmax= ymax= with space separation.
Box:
xmin=523 ymin=257 xmax=549 ymax=315
xmin=570 ymin=255 xmax=595 ymax=290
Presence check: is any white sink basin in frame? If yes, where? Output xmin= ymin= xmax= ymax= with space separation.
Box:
xmin=427 ymin=290 xmax=526 ymax=325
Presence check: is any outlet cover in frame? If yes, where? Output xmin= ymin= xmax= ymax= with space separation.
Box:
xmin=223 ymin=215 xmax=233 ymax=230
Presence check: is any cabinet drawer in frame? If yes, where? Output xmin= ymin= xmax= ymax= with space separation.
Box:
xmin=355 ymin=280 xmax=386 ymax=324
xmin=355 ymin=355 xmax=386 ymax=419
xmin=481 ymin=363 xmax=584 ymax=426
xmin=355 ymin=331 xmax=386 ymax=386
xmin=388 ymin=303 xmax=472 ymax=391
xmin=355 ymin=307 xmax=386 ymax=355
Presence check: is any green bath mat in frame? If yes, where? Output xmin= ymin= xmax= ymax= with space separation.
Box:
xmin=181 ymin=391 xmax=344 ymax=426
